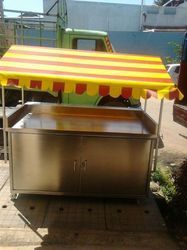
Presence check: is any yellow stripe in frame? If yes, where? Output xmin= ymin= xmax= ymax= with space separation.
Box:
xmin=1 ymin=71 xmax=174 ymax=90
xmin=110 ymin=85 xmax=121 ymax=98
xmin=64 ymin=81 xmax=75 ymax=93
xmin=10 ymin=45 xmax=162 ymax=62
xmin=87 ymin=84 xmax=99 ymax=96
xmin=0 ymin=75 xmax=177 ymax=99
xmin=5 ymin=52 xmax=166 ymax=70
xmin=0 ymin=61 xmax=170 ymax=79
xmin=132 ymin=88 xmax=141 ymax=99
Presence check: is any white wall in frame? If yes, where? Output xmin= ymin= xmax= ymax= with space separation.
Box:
xmin=43 ymin=0 xmax=141 ymax=31
xmin=67 ymin=1 xmax=141 ymax=31
xmin=43 ymin=0 xmax=187 ymax=31
xmin=144 ymin=5 xmax=187 ymax=28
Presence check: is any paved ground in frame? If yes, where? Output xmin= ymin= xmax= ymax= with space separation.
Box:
xmin=0 ymin=162 xmax=180 ymax=249
xmin=145 ymin=98 xmax=187 ymax=165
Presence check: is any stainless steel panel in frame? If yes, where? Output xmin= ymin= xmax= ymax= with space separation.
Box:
xmin=7 ymin=103 xmax=157 ymax=198
xmin=11 ymin=133 xmax=81 ymax=193
xmin=7 ymin=103 xmax=157 ymax=137
xmin=80 ymin=137 xmax=152 ymax=196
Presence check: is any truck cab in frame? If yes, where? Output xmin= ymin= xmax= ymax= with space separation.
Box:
xmin=58 ymin=28 xmax=113 ymax=52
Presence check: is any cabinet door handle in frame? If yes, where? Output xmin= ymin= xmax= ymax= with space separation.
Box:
xmin=73 ymin=160 xmax=77 ymax=172
xmin=82 ymin=160 xmax=87 ymax=171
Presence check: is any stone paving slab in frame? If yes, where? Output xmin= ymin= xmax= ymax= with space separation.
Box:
xmin=0 ymin=161 xmax=180 ymax=249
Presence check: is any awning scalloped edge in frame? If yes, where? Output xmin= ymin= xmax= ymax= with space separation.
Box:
xmin=0 ymin=78 xmax=184 ymax=100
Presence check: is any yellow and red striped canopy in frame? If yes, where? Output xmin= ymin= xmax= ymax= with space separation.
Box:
xmin=0 ymin=45 xmax=183 ymax=100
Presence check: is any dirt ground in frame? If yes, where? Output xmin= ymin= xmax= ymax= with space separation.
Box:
xmin=144 ymin=98 xmax=187 ymax=165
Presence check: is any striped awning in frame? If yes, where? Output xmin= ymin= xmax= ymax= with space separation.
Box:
xmin=0 ymin=45 xmax=183 ymax=100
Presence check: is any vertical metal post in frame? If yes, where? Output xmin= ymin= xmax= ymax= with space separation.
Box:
xmin=2 ymin=86 xmax=7 ymax=162
xmin=21 ymin=87 xmax=24 ymax=105
xmin=144 ymin=98 xmax=147 ymax=112
xmin=39 ymin=19 xmax=42 ymax=46
xmin=153 ymin=98 xmax=164 ymax=171
xmin=139 ymin=0 xmax=144 ymax=31
xmin=20 ymin=12 xmax=24 ymax=45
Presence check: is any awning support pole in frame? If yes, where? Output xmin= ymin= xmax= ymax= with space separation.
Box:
xmin=21 ymin=87 xmax=24 ymax=105
xmin=144 ymin=98 xmax=147 ymax=112
xmin=153 ymin=98 xmax=164 ymax=171
xmin=2 ymin=86 xmax=7 ymax=163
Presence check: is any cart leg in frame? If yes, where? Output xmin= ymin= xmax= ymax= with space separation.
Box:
xmin=10 ymin=193 xmax=18 ymax=201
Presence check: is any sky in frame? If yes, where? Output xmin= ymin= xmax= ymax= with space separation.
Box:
xmin=3 ymin=0 xmax=43 ymax=14
xmin=3 ymin=0 xmax=154 ymax=14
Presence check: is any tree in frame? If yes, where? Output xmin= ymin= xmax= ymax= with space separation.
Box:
xmin=165 ymin=42 xmax=182 ymax=64
xmin=154 ymin=0 xmax=171 ymax=6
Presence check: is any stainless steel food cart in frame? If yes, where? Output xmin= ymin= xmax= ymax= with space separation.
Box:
xmin=0 ymin=45 xmax=183 ymax=198
xmin=7 ymin=103 xmax=157 ymax=198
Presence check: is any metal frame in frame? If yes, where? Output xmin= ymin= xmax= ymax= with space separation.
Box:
xmin=1 ymin=86 xmax=7 ymax=162
xmin=1 ymin=86 xmax=25 ymax=162
xmin=7 ymin=103 xmax=157 ymax=198
xmin=1 ymin=86 xmax=164 ymax=171
xmin=153 ymin=98 xmax=164 ymax=171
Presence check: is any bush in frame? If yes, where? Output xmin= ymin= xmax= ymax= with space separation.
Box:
xmin=152 ymin=166 xmax=176 ymax=202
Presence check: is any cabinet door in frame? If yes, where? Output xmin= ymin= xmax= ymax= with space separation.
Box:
xmin=80 ymin=137 xmax=152 ymax=196
xmin=10 ymin=133 xmax=81 ymax=193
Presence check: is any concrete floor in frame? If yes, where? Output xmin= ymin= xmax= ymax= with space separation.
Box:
xmin=0 ymin=161 xmax=180 ymax=249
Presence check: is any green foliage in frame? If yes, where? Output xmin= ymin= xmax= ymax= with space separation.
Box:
xmin=154 ymin=0 xmax=170 ymax=6
xmin=152 ymin=166 xmax=176 ymax=201
xmin=169 ymin=160 xmax=187 ymax=218
xmin=152 ymin=160 xmax=187 ymax=218
xmin=164 ymin=41 xmax=182 ymax=64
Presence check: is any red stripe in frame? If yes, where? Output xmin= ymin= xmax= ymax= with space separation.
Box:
xmin=30 ymin=80 xmax=42 ymax=89
xmin=8 ymin=49 xmax=163 ymax=65
xmin=169 ymin=89 xmax=178 ymax=100
xmin=75 ymin=84 xmax=87 ymax=94
xmin=1 ymin=57 xmax=166 ymax=73
xmin=53 ymin=82 xmax=65 ymax=92
xmin=12 ymin=45 xmax=160 ymax=59
xmin=0 ymin=66 xmax=173 ymax=83
xmin=121 ymin=88 xmax=132 ymax=99
xmin=7 ymin=78 xmax=19 ymax=86
xmin=99 ymin=85 xmax=110 ymax=96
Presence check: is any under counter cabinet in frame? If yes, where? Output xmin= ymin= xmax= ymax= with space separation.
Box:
xmin=10 ymin=133 xmax=153 ymax=198
xmin=79 ymin=136 xmax=153 ymax=197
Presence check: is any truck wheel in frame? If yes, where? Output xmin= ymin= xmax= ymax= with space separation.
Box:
xmin=98 ymin=95 xmax=132 ymax=107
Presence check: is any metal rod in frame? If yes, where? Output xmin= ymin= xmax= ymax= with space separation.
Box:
xmin=139 ymin=0 xmax=144 ymax=31
xmin=153 ymin=98 xmax=164 ymax=171
xmin=2 ymin=86 xmax=7 ymax=162
xmin=20 ymin=13 xmax=24 ymax=45
xmin=144 ymin=98 xmax=147 ymax=112
xmin=4 ymin=9 xmax=57 ymax=17
xmin=39 ymin=20 xmax=42 ymax=46
xmin=21 ymin=87 xmax=24 ymax=105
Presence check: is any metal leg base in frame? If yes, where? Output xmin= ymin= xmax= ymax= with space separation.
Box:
xmin=10 ymin=193 xmax=18 ymax=201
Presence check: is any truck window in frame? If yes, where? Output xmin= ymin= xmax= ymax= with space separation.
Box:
xmin=72 ymin=38 xmax=107 ymax=52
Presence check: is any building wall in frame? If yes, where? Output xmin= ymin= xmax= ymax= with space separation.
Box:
xmin=42 ymin=0 xmax=186 ymax=62
xmin=144 ymin=5 xmax=187 ymax=28
xmin=109 ymin=31 xmax=184 ymax=62
xmin=43 ymin=0 xmax=187 ymax=31
xmin=43 ymin=0 xmax=141 ymax=31
xmin=67 ymin=1 xmax=141 ymax=31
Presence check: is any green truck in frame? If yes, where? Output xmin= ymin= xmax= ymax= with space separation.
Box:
xmin=0 ymin=0 xmax=140 ymax=107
